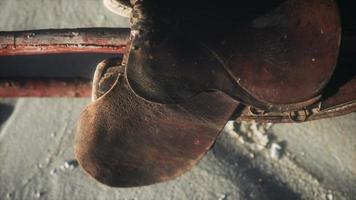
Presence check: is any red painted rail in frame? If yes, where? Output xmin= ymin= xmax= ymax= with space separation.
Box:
xmin=0 ymin=78 xmax=92 ymax=97
xmin=0 ymin=28 xmax=130 ymax=97
xmin=0 ymin=28 xmax=130 ymax=56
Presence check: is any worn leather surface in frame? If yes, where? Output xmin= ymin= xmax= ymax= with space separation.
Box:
xmin=76 ymin=73 xmax=239 ymax=187
xmin=205 ymin=0 xmax=341 ymax=105
xmin=126 ymin=0 xmax=341 ymax=111
xmin=75 ymin=0 xmax=354 ymax=187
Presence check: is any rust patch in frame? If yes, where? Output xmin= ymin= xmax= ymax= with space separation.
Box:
xmin=0 ymin=78 xmax=91 ymax=97
xmin=0 ymin=28 xmax=130 ymax=56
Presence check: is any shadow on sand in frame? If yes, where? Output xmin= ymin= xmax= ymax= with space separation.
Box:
xmin=0 ymin=103 xmax=14 ymax=125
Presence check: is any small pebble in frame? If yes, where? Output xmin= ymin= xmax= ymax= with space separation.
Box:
xmin=131 ymin=30 xmax=140 ymax=37
xmin=6 ymin=193 xmax=12 ymax=198
xmin=64 ymin=162 xmax=71 ymax=169
xmin=34 ymin=191 xmax=42 ymax=198
xmin=327 ymin=193 xmax=333 ymax=200
xmin=27 ymin=33 xmax=35 ymax=39
xmin=270 ymin=143 xmax=282 ymax=159
xmin=61 ymin=159 xmax=79 ymax=170
xmin=327 ymin=190 xmax=333 ymax=200
xmin=218 ymin=194 xmax=227 ymax=200
xmin=50 ymin=169 xmax=57 ymax=175
xmin=238 ymin=137 xmax=245 ymax=144
xmin=224 ymin=121 xmax=236 ymax=134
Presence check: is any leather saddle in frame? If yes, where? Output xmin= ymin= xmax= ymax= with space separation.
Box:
xmin=75 ymin=0 xmax=356 ymax=187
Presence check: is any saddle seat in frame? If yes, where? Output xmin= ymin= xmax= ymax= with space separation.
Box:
xmin=125 ymin=0 xmax=341 ymax=112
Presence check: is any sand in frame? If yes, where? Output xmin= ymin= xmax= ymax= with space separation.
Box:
xmin=0 ymin=0 xmax=355 ymax=199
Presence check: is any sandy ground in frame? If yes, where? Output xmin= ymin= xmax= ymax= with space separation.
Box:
xmin=0 ymin=0 xmax=355 ymax=199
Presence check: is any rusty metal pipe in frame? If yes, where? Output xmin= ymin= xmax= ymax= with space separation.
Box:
xmin=0 ymin=78 xmax=92 ymax=97
xmin=0 ymin=28 xmax=130 ymax=97
xmin=0 ymin=28 xmax=130 ymax=56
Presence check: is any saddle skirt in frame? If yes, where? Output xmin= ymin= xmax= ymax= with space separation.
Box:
xmin=75 ymin=0 xmax=356 ymax=187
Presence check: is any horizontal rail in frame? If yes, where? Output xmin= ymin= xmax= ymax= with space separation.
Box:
xmin=0 ymin=78 xmax=91 ymax=97
xmin=0 ymin=27 xmax=354 ymax=98
xmin=0 ymin=28 xmax=130 ymax=56
xmin=0 ymin=28 xmax=130 ymax=97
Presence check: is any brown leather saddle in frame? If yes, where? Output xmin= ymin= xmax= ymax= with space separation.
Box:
xmin=75 ymin=0 xmax=356 ymax=187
